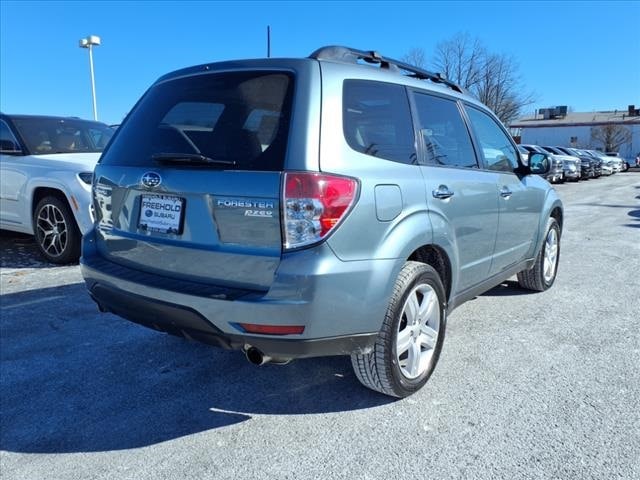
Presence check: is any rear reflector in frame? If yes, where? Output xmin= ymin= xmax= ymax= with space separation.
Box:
xmin=239 ymin=323 xmax=305 ymax=335
xmin=283 ymin=172 xmax=358 ymax=249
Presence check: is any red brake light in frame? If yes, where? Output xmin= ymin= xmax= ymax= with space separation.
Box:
xmin=283 ymin=172 xmax=358 ymax=249
xmin=240 ymin=323 xmax=305 ymax=335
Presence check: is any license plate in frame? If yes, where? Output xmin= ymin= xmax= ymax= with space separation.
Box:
xmin=138 ymin=194 xmax=185 ymax=234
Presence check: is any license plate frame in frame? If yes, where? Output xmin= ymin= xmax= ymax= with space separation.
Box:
xmin=138 ymin=194 xmax=185 ymax=234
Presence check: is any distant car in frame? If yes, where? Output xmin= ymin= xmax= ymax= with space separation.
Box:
xmin=604 ymin=152 xmax=629 ymax=172
xmin=520 ymin=144 xmax=565 ymax=183
xmin=570 ymin=148 xmax=603 ymax=177
xmin=527 ymin=145 xmax=579 ymax=182
xmin=555 ymin=147 xmax=599 ymax=178
xmin=583 ymin=150 xmax=621 ymax=174
xmin=0 ymin=114 xmax=114 ymax=263
xmin=543 ymin=146 xmax=591 ymax=180
xmin=620 ymin=158 xmax=631 ymax=172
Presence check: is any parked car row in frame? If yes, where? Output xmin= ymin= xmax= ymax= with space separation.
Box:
xmin=517 ymin=144 xmax=626 ymax=183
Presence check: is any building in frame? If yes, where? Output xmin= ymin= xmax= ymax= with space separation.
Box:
xmin=510 ymin=105 xmax=640 ymax=159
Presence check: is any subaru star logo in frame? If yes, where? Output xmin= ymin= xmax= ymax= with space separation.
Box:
xmin=141 ymin=172 xmax=161 ymax=188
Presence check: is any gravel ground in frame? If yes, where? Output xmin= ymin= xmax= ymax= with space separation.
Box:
xmin=1 ymin=173 xmax=639 ymax=480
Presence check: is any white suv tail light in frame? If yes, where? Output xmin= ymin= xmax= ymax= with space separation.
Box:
xmin=283 ymin=172 xmax=358 ymax=250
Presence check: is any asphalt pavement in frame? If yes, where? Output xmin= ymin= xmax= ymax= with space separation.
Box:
xmin=1 ymin=173 xmax=639 ymax=480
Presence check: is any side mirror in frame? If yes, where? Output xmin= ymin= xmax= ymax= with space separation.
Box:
xmin=0 ymin=139 xmax=22 ymax=154
xmin=529 ymin=153 xmax=550 ymax=174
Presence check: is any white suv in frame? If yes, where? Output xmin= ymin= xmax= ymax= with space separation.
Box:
xmin=0 ymin=114 xmax=114 ymax=263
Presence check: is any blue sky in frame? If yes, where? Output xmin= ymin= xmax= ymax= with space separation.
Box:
xmin=1 ymin=0 xmax=639 ymax=125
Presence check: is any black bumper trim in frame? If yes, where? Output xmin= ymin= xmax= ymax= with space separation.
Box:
xmin=83 ymin=254 xmax=259 ymax=301
xmin=89 ymin=282 xmax=377 ymax=360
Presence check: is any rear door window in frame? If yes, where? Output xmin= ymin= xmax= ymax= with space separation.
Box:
xmin=411 ymin=92 xmax=477 ymax=168
xmin=100 ymin=71 xmax=294 ymax=171
xmin=343 ymin=80 xmax=416 ymax=164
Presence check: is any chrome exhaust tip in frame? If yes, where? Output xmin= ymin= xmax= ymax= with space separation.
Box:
xmin=245 ymin=346 xmax=272 ymax=366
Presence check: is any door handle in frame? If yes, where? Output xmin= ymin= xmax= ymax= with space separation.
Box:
xmin=432 ymin=185 xmax=454 ymax=199
xmin=500 ymin=186 xmax=513 ymax=198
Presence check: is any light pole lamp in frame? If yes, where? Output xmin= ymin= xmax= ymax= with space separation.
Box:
xmin=79 ymin=35 xmax=101 ymax=121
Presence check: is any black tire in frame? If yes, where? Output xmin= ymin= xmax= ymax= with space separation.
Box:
xmin=33 ymin=195 xmax=81 ymax=264
xmin=517 ymin=217 xmax=560 ymax=291
xmin=351 ymin=261 xmax=447 ymax=398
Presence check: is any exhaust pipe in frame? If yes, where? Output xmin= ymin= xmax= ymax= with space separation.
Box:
xmin=245 ymin=346 xmax=272 ymax=366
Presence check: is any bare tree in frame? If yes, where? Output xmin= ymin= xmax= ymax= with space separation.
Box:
xmin=590 ymin=125 xmax=632 ymax=152
xmin=433 ymin=32 xmax=485 ymax=90
xmin=407 ymin=32 xmax=535 ymax=125
xmin=401 ymin=47 xmax=427 ymax=68
xmin=474 ymin=53 xmax=535 ymax=126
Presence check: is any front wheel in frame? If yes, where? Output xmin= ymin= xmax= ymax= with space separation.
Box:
xmin=33 ymin=196 xmax=81 ymax=264
xmin=517 ymin=217 xmax=560 ymax=291
xmin=351 ymin=262 xmax=446 ymax=398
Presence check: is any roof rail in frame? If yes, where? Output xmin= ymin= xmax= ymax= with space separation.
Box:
xmin=309 ymin=45 xmax=464 ymax=94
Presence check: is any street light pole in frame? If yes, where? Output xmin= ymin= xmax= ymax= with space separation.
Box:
xmin=79 ymin=35 xmax=101 ymax=121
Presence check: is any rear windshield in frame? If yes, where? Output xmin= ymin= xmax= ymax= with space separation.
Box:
xmin=12 ymin=117 xmax=114 ymax=154
xmin=100 ymin=71 xmax=294 ymax=170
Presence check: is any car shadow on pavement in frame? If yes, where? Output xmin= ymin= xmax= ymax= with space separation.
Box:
xmin=480 ymin=280 xmax=532 ymax=297
xmin=625 ymin=208 xmax=640 ymax=228
xmin=575 ymin=203 xmax=640 ymax=230
xmin=0 ymin=284 xmax=394 ymax=454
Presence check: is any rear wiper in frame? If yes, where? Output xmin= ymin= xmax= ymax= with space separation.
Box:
xmin=152 ymin=152 xmax=236 ymax=166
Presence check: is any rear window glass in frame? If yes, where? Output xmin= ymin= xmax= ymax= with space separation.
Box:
xmin=343 ymin=80 xmax=416 ymax=164
xmin=11 ymin=117 xmax=114 ymax=154
xmin=101 ymin=71 xmax=293 ymax=170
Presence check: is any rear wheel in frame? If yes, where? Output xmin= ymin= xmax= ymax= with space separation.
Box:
xmin=517 ymin=217 xmax=560 ymax=291
xmin=351 ymin=261 xmax=446 ymax=398
xmin=33 ymin=195 xmax=81 ymax=264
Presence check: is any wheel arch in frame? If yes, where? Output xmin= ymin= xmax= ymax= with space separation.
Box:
xmin=31 ymin=187 xmax=74 ymax=220
xmin=550 ymin=205 xmax=563 ymax=235
xmin=407 ymin=244 xmax=453 ymax=303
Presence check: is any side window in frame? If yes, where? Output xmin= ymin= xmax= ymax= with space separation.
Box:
xmin=412 ymin=93 xmax=477 ymax=168
xmin=343 ymin=80 xmax=416 ymax=164
xmin=465 ymin=106 xmax=518 ymax=172
xmin=88 ymin=127 xmax=114 ymax=149
xmin=0 ymin=120 xmax=21 ymax=152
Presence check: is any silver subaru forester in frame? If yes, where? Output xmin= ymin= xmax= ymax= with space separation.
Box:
xmin=81 ymin=46 xmax=562 ymax=397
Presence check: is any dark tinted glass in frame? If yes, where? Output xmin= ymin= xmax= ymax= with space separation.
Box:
xmin=11 ymin=117 xmax=113 ymax=154
xmin=465 ymin=107 xmax=518 ymax=172
xmin=412 ymin=93 xmax=477 ymax=168
xmin=343 ymin=80 xmax=416 ymax=164
xmin=100 ymin=72 xmax=293 ymax=170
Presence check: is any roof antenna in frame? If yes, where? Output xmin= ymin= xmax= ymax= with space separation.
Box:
xmin=267 ymin=25 xmax=271 ymax=58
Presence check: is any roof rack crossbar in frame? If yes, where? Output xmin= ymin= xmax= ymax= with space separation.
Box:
xmin=309 ymin=45 xmax=464 ymax=94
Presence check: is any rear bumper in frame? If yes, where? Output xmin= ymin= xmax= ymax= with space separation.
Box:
xmin=81 ymin=230 xmax=397 ymax=359
xmin=87 ymin=282 xmax=377 ymax=360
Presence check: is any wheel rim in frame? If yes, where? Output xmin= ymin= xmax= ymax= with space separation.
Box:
xmin=36 ymin=203 xmax=68 ymax=258
xmin=396 ymin=284 xmax=440 ymax=380
xmin=543 ymin=228 xmax=558 ymax=283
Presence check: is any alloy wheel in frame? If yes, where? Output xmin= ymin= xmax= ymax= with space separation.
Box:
xmin=543 ymin=228 xmax=559 ymax=283
xmin=36 ymin=203 xmax=68 ymax=258
xmin=396 ymin=284 xmax=441 ymax=379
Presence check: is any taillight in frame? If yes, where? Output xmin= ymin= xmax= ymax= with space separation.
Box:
xmin=283 ymin=172 xmax=358 ymax=249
